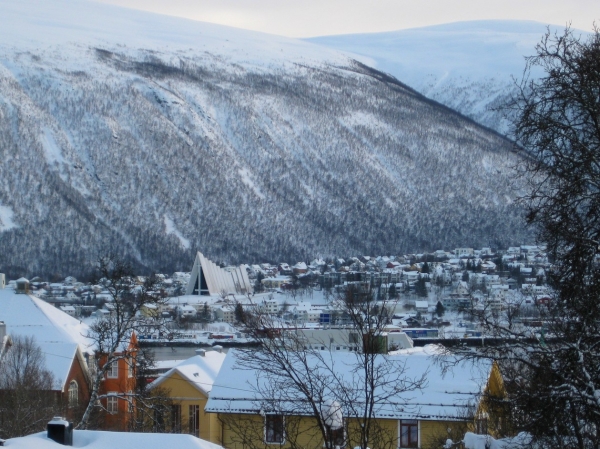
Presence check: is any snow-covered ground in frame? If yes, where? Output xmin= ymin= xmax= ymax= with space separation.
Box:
xmin=4 ymin=429 xmax=223 ymax=449
xmin=0 ymin=204 xmax=17 ymax=232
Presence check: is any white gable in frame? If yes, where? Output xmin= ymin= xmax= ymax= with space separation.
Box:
xmin=186 ymin=251 xmax=252 ymax=296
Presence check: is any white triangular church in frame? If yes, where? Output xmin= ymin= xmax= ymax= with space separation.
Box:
xmin=185 ymin=252 xmax=253 ymax=296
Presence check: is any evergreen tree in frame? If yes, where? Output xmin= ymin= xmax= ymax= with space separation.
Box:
xmin=254 ymin=272 xmax=265 ymax=293
xmin=415 ymin=276 xmax=427 ymax=298
xmin=388 ymin=283 xmax=398 ymax=299
xmin=435 ymin=301 xmax=445 ymax=318
xmin=234 ymin=302 xmax=245 ymax=323
xmin=200 ymin=302 xmax=211 ymax=323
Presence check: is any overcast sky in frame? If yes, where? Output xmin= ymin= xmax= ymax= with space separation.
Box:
xmin=95 ymin=0 xmax=598 ymax=37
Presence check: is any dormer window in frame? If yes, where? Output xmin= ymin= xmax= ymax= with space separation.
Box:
xmin=106 ymin=361 xmax=119 ymax=378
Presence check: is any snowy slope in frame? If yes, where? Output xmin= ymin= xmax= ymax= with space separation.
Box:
xmin=0 ymin=0 xmax=353 ymax=69
xmin=0 ymin=1 xmax=530 ymax=277
xmin=308 ymin=21 xmax=590 ymax=134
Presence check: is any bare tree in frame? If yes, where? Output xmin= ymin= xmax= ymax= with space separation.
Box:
xmin=227 ymin=285 xmax=426 ymax=449
xmin=0 ymin=336 xmax=56 ymax=438
xmin=127 ymin=347 xmax=175 ymax=432
xmin=447 ymin=24 xmax=600 ymax=445
xmin=77 ymin=254 xmax=169 ymax=430
xmin=449 ymin=25 xmax=600 ymax=449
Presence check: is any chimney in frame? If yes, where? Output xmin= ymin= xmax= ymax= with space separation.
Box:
xmin=47 ymin=417 xmax=73 ymax=446
xmin=213 ymin=345 xmax=223 ymax=353
xmin=15 ymin=277 xmax=29 ymax=294
xmin=195 ymin=348 xmax=206 ymax=357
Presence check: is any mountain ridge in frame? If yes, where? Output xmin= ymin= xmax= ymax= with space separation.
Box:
xmin=0 ymin=1 xmax=531 ymax=278
xmin=308 ymin=20 xmax=591 ymax=134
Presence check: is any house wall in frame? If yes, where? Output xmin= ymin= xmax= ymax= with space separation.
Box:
xmin=216 ymin=413 xmax=470 ymax=449
xmin=348 ymin=418 xmax=397 ymax=448
xmin=158 ymin=371 xmax=222 ymax=443
xmin=420 ymin=420 xmax=471 ymax=449
xmin=219 ymin=413 xmax=327 ymax=449
xmin=62 ymin=352 xmax=91 ymax=422
xmin=475 ymin=362 xmax=508 ymax=438
xmin=98 ymin=337 xmax=138 ymax=430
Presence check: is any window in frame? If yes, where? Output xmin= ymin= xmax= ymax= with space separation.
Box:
xmin=171 ymin=405 xmax=181 ymax=433
xmin=127 ymin=359 xmax=133 ymax=378
xmin=107 ymin=393 xmax=118 ymax=414
xmin=153 ymin=408 xmax=165 ymax=432
xmin=68 ymin=380 xmax=78 ymax=407
xmin=399 ymin=420 xmax=418 ymax=448
xmin=325 ymin=424 xmax=345 ymax=448
xmin=189 ymin=404 xmax=200 ymax=437
xmin=476 ymin=413 xmax=488 ymax=435
xmin=264 ymin=415 xmax=285 ymax=444
xmin=106 ymin=361 xmax=119 ymax=378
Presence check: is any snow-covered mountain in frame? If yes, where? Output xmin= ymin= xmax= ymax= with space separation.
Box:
xmin=308 ymin=21 xmax=589 ymax=134
xmin=0 ymin=0 xmax=530 ymax=278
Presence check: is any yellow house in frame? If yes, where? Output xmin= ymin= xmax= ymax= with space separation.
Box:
xmin=473 ymin=360 xmax=508 ymax=438
xmin=140 ymin=303 xmax=160 ymax=319
xmin=205 ymin=347 xmax=506 ymax=449
xmin=149 ymin=349 xmax=226 ymax=442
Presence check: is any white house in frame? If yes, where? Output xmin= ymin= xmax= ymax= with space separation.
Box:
xmin=455 ymin=248 xmax=474 ymax=257
xmin=415 ymin=301 xmax=429 ymax=313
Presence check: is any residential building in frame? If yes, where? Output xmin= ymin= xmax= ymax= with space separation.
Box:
xmin=455 ymin=248 xmax=474 ymax=258
xmin=149 ymin=349 xmax=226 ymax=441
xmin=97 ymin=333 xmax=138 ymax=430
xmin=206 ymin=348 xmax=506 ymax=449
xmin=0 ymin=286 xmax=92 ymax=420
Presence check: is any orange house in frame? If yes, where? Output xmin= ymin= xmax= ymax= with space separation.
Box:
xmin=98 ymin=332 xmax=138 ymax=430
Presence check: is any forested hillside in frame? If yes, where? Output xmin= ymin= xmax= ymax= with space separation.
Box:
xmin=0 ymin=0 xmax=530 ymax=278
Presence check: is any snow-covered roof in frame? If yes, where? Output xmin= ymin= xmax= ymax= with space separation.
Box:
xmin=179 ymin=305 xmax=197 ymax=311
xmin=150 ymin=351 xmax=227 ymax=395
xmin=152 ymin=359 xmax=187 ymax=371
xmin=206 ymin=348 xmax=491 ymax=421
xmin=0 ymin=288 xmax=93 ymax=390
xmin=4 ymin=430 xmax=223 ymax=449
